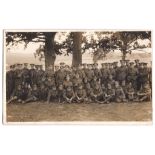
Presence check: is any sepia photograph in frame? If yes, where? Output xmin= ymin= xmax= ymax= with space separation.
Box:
xmin=3 ymin=30 xmax=152 ymax=123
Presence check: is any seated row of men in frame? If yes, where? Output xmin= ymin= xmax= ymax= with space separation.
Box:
xmin=6 ymin=59 xmax=152 ymax=104
xmin=7 ymin=76 xmax=151 ymax=104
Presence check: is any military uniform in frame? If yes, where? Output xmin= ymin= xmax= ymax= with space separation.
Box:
xmin=127 ymin=62 xmax=138 ymax=90
xmin=75 ymin=85 xmax=87 ymax=103
xmin=22 ymin=63 xmax=30 ymax=86
xmin=47 ymin=86 xmax=58 ymax=103
xmin=6 ymin=65 xmax=15 ymax=100
xmin=63 ymin=87 xmax=75 ymax=103
xmin=29 ymin=64 xmax=37 ymax=87
xmin=7 ymin=85 xmax=24 ymax=104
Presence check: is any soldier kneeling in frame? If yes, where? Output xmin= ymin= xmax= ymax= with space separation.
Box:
xmin=7 ymin=84 xmax=24 ymax=104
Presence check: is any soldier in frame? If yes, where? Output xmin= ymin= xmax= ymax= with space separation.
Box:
xmin=76 ymin=64 xmax=86 ymax=79
xmin=57 ymin=84 xmax=64 ymax=103
xmin=22 ymin=83 xmax=30 ymax=101
xmin=134 ymin=59 xmax=140 ymax=68
xmin=116 ymin=60 xmax=127 ymax=86
xmin=108 ymin=63 xmax=116 ymax=79
xmin=93 ymin=63 xmax=102 ymax=81
xmin=22 ymin=63 xmax=30 ymax=86
xmin=55 ymin=64 xmax=67 ymax=85
xmin=90 ymin=76 xmax=100 ymax=88
xmin=100 ymin=63 xmax=110 ymax=86
xmin=63 ymin=86 xmax=75 ymax=103
xmin=47 ymin=86 xmax=58 ymax=103
xmin=44 ymin=76 xmax=56 ymax=91
xmin=136 ymin=83 xmax=151 ymax=102
xmin=14 ymin=64 xmax=23 ymax=89
xmin=37 ymin=65 xmax=45 ymax=87
xmin=63 ymin=75 xmax=73 ymax=89
xmin=90 ymin=83 xmax=103 ymax=103
xmin=138 ymin=63 xmax=149 ymax=90
xmin=85 ymin=64 xmax=94 ymax=82
xmin=126 ymin=82 xmax=135 ymax=101
xmin=114 ymin=81 xmax=127 ymax=103
xmin=75 ymin=85 xmax=87 ymax=103
xmin=127 ymin=62 xmax=138 ymax=90
xmin=6 ymin=65 xmax=15 ymax=100
xmin=7 ymin=84 xmax=24 ymax=104
xmin=39 ymin=84 xmax=48 ymax=101
xmin=72 ymin=73 xmax=83 ymax=91
xmin=125 ymin=60 xmax=130 ymax=68
xmin=29 ymin=64 xmax=37 ymax=87
xmin=85 ymin=83 xmax=93 ymax=102
xmin=45 ymin=65 xmax=55 ymax=79
xmin=25 ymin=84 xmax=39 ymax=103
xmin=107 ymin=74 xmax=116 ymax=88
xmin=104 ymin=84 xmax=115 ymax=103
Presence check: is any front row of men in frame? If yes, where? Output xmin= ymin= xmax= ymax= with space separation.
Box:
xmin=8 ymin=76 xmax=151 ymax=104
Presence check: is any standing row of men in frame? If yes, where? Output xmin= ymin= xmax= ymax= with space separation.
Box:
xmin=6 ymin=59 xmax=152 ymax=104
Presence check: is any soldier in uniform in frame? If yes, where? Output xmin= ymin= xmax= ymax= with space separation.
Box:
xmin=63 ymin=75 xmax=73 ymax=89
xmin=63 ymin=86 xmax=75 ymax=103
xmin=107 ymin=74 xmax=116 ymax=89
xmin=7 ymin=84 xmax=24 ymax=104
xmin=22 ymin=63 xmax=30 ymax=86
xmin=76 ymin=64 xmax=86 ymax=80
xmin=138 ymin=63 xmax=149 ymax=90
xmin=72 ymin=73 xmax=83 ymax=91
xmin=90 ymin=76 xmax=100 ymax=88
xmin=84 ymin=64 xmax=94 ymax=83
xmin=93 ymin=63 xmax=102 ymax=81
xmin=25 ymin=84 xmax=39 ymax=103
xmin=100 ymin=63 xmax=110 ymax=86
xmin=47 ymin=86 xmax=58 ymax=103
xmin=37 ymin=65 xmax=45 ymax=87
xmin=39 ymin=84 xmax=48 ymax=101
xmin=55 ymin=63 xmax=67 ymax=86
xmin=108 ymin=63 xmax=116 ymax=80
xmin=14 ymin=64 xmax=23 ymax=89
xmin=104 ymin=84 xmax=115 ymax=103
xmin=127 ymin=62 xmax=138 ymax=90
xmin=116 ymin=60 xmax=127 ymax=86
xmin=126 ymin=82 xmax=135 ymax=101
xmin=85 ymin=83 xmax=93 ymax=102
xmin=90 ymin=83 xmax=103 ymax=103
xmin=136 ymin=83 xmax=151 ymax=102
xmin=75 ymin=85 xmax=87 ymax=103
xmin=6 ymin=65 xmax=15 ymax=100
xmin=114 ymin=81 xmax=127 ymax=103
xmin=29 ymin=64 xmax=37 ymax=87
xmin=45 ymin=65 xmax=55 ymax=79
xmin=57 ymin=84 xmax=64 ymax=103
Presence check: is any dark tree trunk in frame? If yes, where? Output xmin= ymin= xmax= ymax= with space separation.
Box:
xmin=72 ymin=32 xmax=82 ymax=67
xmin=44 ymin=32 xmax=56 ymax=70
xmin=121 ymin=41 xmax=127 ymax=61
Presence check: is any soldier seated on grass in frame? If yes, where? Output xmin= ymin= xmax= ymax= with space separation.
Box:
xmin=63 ymin=86 xmax=75 ymax=104
xmin=136 ymin=83 xmax=151 ymax=102
xmin=90 ymin=84 xmax=104 ymax=104
xmin=7 ymin=84 xmax=25 ymax=104
xmin=57 ymin=84 xmax=64 ymax=103
xmin=47 ymin=86 xmax=58 ymax=104
xmin=114 ymin=81 xmax=127 ymax=103
xmin=39 ymin=84 xmax=48 ymax=102
xmin=25 ymin=84 xmax=39 ymax=103
xmin=126 ymin=82 xmax=135 ymax=102
xmin=104 ymin=84 xmax=115 ymax=104
xmin=75 ymin=85 xmax=87 ymax=103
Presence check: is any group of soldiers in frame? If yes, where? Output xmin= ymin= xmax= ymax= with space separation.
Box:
xmin=6 ymin=59 xmax=152 ymax=104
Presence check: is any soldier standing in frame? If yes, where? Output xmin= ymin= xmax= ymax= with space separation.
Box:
xmin=22 ymin=63 xmax=30 ymax=86
xmin=29 ymin=64 xmax=37 ymax=87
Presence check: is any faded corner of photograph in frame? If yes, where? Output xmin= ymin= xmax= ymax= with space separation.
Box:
xmin=4 ymin=30 xmax=152 ymax=123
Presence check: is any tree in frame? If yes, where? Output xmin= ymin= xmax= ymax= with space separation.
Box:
xmin=6 ymin=32 xmax=56 ymax=69
xmin=85 ymin=31 xmax=151 ymax=62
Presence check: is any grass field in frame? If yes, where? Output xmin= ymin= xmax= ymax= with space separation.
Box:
xmin=6 ymin=102 xmax=152 ymax=123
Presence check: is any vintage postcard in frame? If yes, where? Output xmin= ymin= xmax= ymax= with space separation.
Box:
xmin=3 ymin=30 xmax=152 ymax=124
